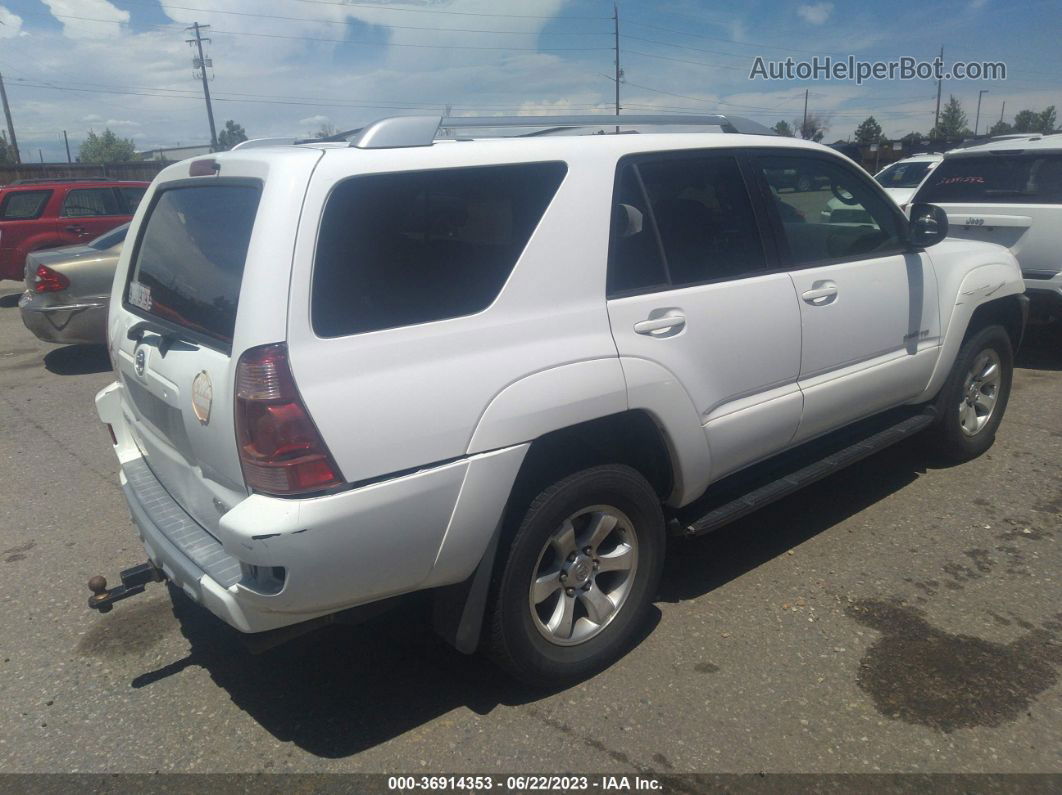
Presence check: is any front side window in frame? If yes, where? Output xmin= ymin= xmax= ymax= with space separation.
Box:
xmin=0 ymin=190 xmax=51 ymax=220
xmin=757 ymin=154 xmax=905 ymax=265
xmin=61 ymin=188 xmax=119 ymax=217
xmin=876 ymin=161 xmax=933 ymax=189
xmin=312 ymin=162 xmax=567 ymax=337
xmin=607 ymin=154 xmax=765 ymax=294
xmin=914 ymin=154 xmax=1062 ymax=205
xmin=127 ymin=184 xmax=261 ymax=345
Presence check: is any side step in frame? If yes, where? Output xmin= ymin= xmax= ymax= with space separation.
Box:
xmin=676 ymin=409 xmax=937 ymax=537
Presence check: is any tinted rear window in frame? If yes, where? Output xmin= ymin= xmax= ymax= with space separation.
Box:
xmin=915 ymin=154 xmax=1062 ymax=204
xmin=127 ymin=184 xmax=261 ymax=345
xmin=0 ymin=190 xmax=51 ymax=220
xmin=312 ymin=162 xmax=566 ymax=337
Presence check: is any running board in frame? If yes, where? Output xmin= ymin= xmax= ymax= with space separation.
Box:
xmin=676 ymin=409 xmax=937 ymax=538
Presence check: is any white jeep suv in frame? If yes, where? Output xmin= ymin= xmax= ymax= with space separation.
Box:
xmin=912 ymin=133 xmax=1062 ymax=319
xmin=90 ymin=114 xmax=1027 ymax=686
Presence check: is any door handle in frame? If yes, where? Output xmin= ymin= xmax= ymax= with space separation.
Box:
xmin=801 ymin=282 xmax=838 ymax=306
xmin=633 ymin=313 xmax=686 ymax=335
xmin=65 ymin=225 xmax=86 ymax=235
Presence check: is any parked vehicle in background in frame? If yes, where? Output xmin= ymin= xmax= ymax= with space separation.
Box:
xmin=913 ymin=133 xmax=1062 ymax=319
xmin=874 ymin=153 xmax=944 ymax=209
xmin=0 ymin=178 xmax=147 ymax=281
xmin=90 ymin=114 xmax=1025 ymax=687
xmin=19 ymin=223 xmax=128 ymax=345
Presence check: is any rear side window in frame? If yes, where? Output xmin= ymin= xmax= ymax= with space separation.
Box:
xmin=61 ymin=188 xmax=120 ymax=217
xmin=312 ymin=162 xmax=566 ymax=337
xmin=608 ymin=154 xmax=765 ymax=294
xmin=118 ymin=187 xmax=147 ymax=214
xmin=915 ymin=154 xmax=1062 ymax=204
xmin=0 ymin=190 xmax=51 ymax=219
xmin=127 ymin=184 xmax=261 ymax=345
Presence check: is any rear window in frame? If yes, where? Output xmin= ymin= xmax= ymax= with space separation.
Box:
xmin=90 ymin=223 xmax=128 ymax=250
xmin=126 ymin=184 xmax=261 ymax=345
xmin=0 ymin=190 xmax=51 ymax=220
xmin=312 ymin=162 xmax=567 ymax=337
xmin=915 ymin=154 xmax=1062 ymax=204
xmin=876 ymin=161 xmax=933 ymax=189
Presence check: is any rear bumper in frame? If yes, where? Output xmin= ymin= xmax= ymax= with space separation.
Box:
xmin=94 ymin=381 xmax=527 ymax=634
xmin=19 ymin=292 xmax=108 ymax=345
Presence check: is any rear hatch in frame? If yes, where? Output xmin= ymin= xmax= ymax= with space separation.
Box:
xmin=913 ymin=150 xmax=1062 ymax=275
xmin=109 ymin=148 xmax=322 ymax=535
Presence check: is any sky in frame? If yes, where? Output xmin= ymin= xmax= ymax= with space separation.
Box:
xmin=0 ymin=0 xmax=1059 ymax=162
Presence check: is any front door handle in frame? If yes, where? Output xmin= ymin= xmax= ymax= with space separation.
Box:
xmin=633 ymin=313 xmax=686 ymax=335
xmin=801 ymin=281 xmax=838 ymax=306
xmin=65 ymin=225 xmax=86 ymax=235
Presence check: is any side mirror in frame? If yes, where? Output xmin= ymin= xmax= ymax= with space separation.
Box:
xmin=907 ymin=203 xmax=948 ymax=248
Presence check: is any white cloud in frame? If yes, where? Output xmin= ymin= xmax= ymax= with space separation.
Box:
xmin=105 ymin=119 xmax=141 ymax=129
xmin=969 ymin=0 xmax=988 ymax=8
xmin=0 ymin=5 xmax=23 ymax=39
xmin=41 ymin=0 xmax=129 ymax=39
xmin=797 ymin=3 xmax=834 ymax=25
xmin=298 ymin=115 xmax=333 ymax=128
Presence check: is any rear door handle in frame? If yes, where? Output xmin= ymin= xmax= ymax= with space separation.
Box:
xmin=633 ymin=313 xmax=686 ymax=335
xmin=801 ymin=282 xmax=838 ymax=305
xmin=65 ymin=225 xmax=85 ymax=235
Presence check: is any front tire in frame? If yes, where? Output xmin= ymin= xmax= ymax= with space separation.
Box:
xmin=930 ymin=324 xmax=1014 ymax=462
xmin=486 ymin=465 xmax=665 ymax=687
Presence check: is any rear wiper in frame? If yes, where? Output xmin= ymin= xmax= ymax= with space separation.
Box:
xmin=126 ymin=320 xmax=195 ymax=355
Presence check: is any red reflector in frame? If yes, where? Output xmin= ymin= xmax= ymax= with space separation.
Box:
xmin=189 ymin=158 xmax=219 ymax=177
xmin=235 ymin=343 xmax=343 ymax=496
xmin=33 ymin=264 xmax=70 ymax=293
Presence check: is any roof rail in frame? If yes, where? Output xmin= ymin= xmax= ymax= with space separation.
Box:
xmin=349 ymin=113 xmax=775 ymax=149
xmin=8 ymin=177 xmax=117 ymax=185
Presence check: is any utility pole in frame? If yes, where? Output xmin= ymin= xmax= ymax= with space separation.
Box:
xmin=186 ymin=23 xmax=218 ymax=150
xmin=999 ymin=101 xmax=1005 ymax=123
xmin=63 ymin=130 xmax=71 ymax=163
xmin=974 ymin=89 xmax=988 ymax=136
xmin=613 ymin=3 xmax=621 ymax=133
xmin=0 ymin=72 xmax=21 ymax=164
xmin=933 ymin=46 xmax=943 ymax=133
xmin=802 ymin=88 xmax=809 ymax=137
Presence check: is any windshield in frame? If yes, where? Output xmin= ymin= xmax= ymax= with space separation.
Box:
xmin=876 ymin=161 xmax=933 ymax=188
xmin=126 ymin=184 xmax=261 ymax=346
xmin=914 ymin=154 xmax=1062 ymax=204
xmin=90 ymin=223 xmax=129 ymax=250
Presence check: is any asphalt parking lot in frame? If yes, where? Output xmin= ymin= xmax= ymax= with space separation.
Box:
xmin=0 ymin=283 xmax=1059 ymax=775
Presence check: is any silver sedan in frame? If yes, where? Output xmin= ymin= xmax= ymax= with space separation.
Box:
xmin=19 ymin=223 xmax=127 ymax=345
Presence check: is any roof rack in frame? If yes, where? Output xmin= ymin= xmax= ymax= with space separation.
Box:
xmin=348 ymin=114 xmax=774 ymax=149
xmin=8 ymin=177 xmax=117 ymax=185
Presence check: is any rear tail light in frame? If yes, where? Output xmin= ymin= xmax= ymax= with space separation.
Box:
xmin=33 ymin=265 xmax=70 ymax=293
xmin=234 ymin=343 xmax=344 ymax=496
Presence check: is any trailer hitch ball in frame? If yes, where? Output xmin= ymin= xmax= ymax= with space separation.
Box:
xmin=88 ymin=575 xmax=113 ymax=613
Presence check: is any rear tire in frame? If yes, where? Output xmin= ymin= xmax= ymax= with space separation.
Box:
xmin=929 ymin=324 xmax=1014 ymax=462
xmin=486 ymin=465 xmax=665 ymax=687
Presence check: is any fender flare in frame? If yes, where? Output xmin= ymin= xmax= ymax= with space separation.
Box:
xmin=918 ymin=262 xmax=1026 ymax=402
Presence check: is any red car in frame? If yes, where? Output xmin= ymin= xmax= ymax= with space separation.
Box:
xmin=0 ymin=178 xmax=149 ymax=281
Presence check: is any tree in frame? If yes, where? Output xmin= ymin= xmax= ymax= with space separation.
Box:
xmin=216 ymin=119 xmax=248 ymax=150
xmin=854 ymin=116 xmax=883 ymax=146
xmin=900 ymin=131 xmax=925 ymax=146
xmin=772 ymin=120 xmax=794 ymax=137
xmin=314 ymin=122 xmax=338 ymax=139
xmin=1039 ymin=106 xmax=1057 ymax=134
xmin=1013 ymin=109 xmax=1039 ymax=133
xmin=795 ymin=112 xmax=829 ymax=142
xmin=79 ymin=128 xmax=136 ymax=164
xmin=930 ymin=95 xmax=968 ymax=140
xmin=987 ymin=119 xmax=1013 ymax=136
xmin=0 ymin=131 xmax=13 ymax=165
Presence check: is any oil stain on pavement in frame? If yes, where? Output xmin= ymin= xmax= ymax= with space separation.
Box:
xmin=847 ymin=599 xmax=1062 ymax=733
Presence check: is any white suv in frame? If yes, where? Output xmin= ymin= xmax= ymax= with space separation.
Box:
xmin=911 ymin=133 xmax=1062 ymax=319
xmin=874 ymin=152 xmax=943 ymax=208
xmin=90 ymin=114 xmax=1027 ymax=686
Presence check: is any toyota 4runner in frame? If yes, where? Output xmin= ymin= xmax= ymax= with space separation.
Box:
xmin=89 ymin=114 xmax=1027 ymax=686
